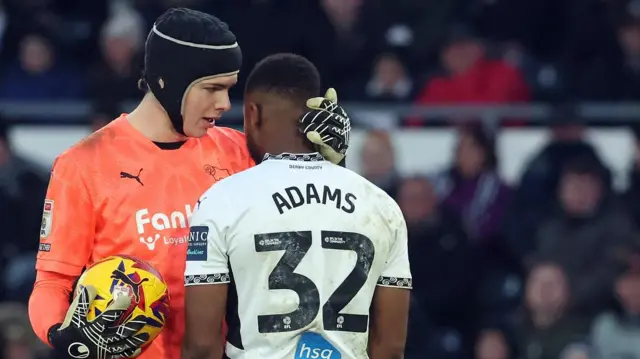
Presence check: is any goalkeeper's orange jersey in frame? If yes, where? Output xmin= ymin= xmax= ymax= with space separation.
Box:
xmin=30 ymin=115 xmax=253 ymax=359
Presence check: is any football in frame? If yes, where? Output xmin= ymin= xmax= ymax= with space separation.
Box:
xmin=75 ymin=255 xmax=170 ymax=349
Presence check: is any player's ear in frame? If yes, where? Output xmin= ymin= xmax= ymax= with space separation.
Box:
xmin=254 ymin=103 xmax=264 ymax=129
xmin=244 ymin=102 xmax=261 ymax=129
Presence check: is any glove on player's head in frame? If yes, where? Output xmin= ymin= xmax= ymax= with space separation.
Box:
xmin=300 ymin=88 xmax=351 ymax=165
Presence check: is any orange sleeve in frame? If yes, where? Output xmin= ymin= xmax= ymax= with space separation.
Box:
xmin=36 ymin=154 xmax=95 ymax=276
xmin=29 ymin=270 xmax=76 ymax=346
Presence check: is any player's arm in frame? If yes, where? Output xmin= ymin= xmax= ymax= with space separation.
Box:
xmin=183 ymin=194 xmax=231 ymax=359
xmin=29 ymin=155 xmax=95 ymax=345
xmin=29 ymin=271 xmax=77 ymax=343
xmin=368 ymin=213 xmax=412 ymax=359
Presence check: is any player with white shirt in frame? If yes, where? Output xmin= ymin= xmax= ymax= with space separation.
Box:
xmin=182 ymin=54 xmax=412 ymax=359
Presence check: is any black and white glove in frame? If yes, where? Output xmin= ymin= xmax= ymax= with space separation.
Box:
xmin=48 ymin=285 xmax=149 ymax=359
xmin=300 ymin=88 xmax=351 ymax=166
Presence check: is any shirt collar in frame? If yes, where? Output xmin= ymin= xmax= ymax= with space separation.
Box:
xmin=262 ymin=152 xmax=325 ymax=162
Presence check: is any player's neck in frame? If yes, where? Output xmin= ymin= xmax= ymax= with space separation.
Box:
xmin=264 ymin=137 xmax=315 ymax=157
xmin=127 ymin=93 xmax=187 ymax=143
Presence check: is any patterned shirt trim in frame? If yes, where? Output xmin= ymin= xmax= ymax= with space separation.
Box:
xmin=377 ymin=276 xmax=412 ymax=289
xmin=185 ymin=273 xmax=230 ymax=285
xmin=263 ymin=152 xmax=325 ymax=162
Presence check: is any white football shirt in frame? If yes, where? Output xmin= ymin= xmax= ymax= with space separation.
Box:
xmin=185 ymin=152 xmax=411 ymax=359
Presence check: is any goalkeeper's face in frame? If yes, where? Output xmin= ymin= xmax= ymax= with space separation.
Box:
xmin=181 ymin=74 xmax=237 ymax=137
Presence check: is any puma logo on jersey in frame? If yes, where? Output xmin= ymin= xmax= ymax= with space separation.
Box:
xmin=121 ymin=168 xmax=144 ymax=186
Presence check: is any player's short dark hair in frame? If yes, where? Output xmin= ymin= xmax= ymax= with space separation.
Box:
xmin=244 ymin=53 xmax=321 ymax=107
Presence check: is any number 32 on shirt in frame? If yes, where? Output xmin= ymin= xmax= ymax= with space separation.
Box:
xmin=255 ymin=230 xmax=374 ymax=334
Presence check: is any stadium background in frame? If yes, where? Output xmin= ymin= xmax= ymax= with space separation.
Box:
xmin=2 ymin=0 xmax=640 ymax=358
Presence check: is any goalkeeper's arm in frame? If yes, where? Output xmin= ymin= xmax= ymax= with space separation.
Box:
xmin=30 ymin=155 xmax=95 ymax=346
xmin=29 ymin=270 xmax=77 ymax=345
xmin=300 ymin=88 xmax=350 ymax=165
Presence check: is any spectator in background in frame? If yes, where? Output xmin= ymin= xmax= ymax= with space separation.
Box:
xmin=1 ymin=0 xmax=109 ymax=64
xmin=434 ymin=125 xmax=521 ymax=336
xmin=591 ymin=248 xmax=640 ymax=359
xmin=0 ymin=32 xmax=84 ymax=101
xmin=500 ymin=42 xmax=562 ymax=101
xmin=414 ymin=26 xmax=530 ymax=106
xmin=434 ymin=124 xmax=511 ymax=247
xmin=475 ymin=330 xmax=511 ymax=359
xmin=358 ymin=52 xmax=414 ymax=103
xmin=613 ymin=17 xmax=640 ymax=101
xmin=516 ymin=263 xmax=590 ymax=359
xmin=506 ymin=106 xmax=611 ymax=263
xmin=89 ymin=102 xmax=119 ymax=132
xmin=88 ymin=1 xmax=145 ymax=104
xmin=0 ymin=3 xmax=6 ymax=56
xmin=295 ymin=0 xmax=372 ymax=90
xmin=624 ymin=125 xmax=640 ymax=228
xmin=558 ymin=0 xmax=623 ymax=102
xmin=0 ymin=120 xmax=48 ymax=302
xmin=399 ymin=176 xmax=478 ymax=359
xmin=531 ymin=159 xmax=633 ymax=318
xmin=0 ymin=302 xmax=49 ymax=359
xmin=565 ymin=14 xmax=640 ymax=101
xmin=349 ymin=52 xmax=414 ymax=128
xmin=358 ymin=130 xmax=400 ymax=198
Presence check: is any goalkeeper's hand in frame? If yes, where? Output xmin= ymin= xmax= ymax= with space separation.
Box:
xmin=300 ymin=88 xmax=351 ymax=166
xmin=48 ymin=285 xmax=149 ymax=359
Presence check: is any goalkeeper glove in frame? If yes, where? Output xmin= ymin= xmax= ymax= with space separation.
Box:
xmin=48 ymin=285 xmax=149 ymax=359
xmin=300 ymin=88 xmax=351 ymax=166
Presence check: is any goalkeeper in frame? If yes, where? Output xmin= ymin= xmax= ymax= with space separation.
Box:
xmin=28 ymin=7 xmax=350 ymax=359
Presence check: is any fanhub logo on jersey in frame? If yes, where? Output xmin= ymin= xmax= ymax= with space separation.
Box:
xmin=295 ymin=332 xmax=341 ymax=359
xmin=135 ymin=205 xmax=194 ymax=250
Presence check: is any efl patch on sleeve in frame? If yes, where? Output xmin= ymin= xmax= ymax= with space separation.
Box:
xmin=187 ymin=226 xmax=209 ymax=261
xmin=40 ymin=199 xmax=54 ymax=239
xmin=38 ymin=243 xmax=51 ymax=252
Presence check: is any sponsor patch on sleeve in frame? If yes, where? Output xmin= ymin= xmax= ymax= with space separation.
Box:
xmin=187 ymin=226 xmax=209 ymax=261
xmin=40 ymin=199 xmax=54 ymax=239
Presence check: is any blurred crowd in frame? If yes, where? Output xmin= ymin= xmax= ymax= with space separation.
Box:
xmin=3 ymin=0 xmax=640 ymax=124
xmin=374 ymin=120 xmax=640 ymax=359
xmin=2 ymin=0 xmax=640 ymax=358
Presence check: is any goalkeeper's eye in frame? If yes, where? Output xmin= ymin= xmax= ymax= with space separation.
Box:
xmin=205 ymin=86 xmax=224 ymax=93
